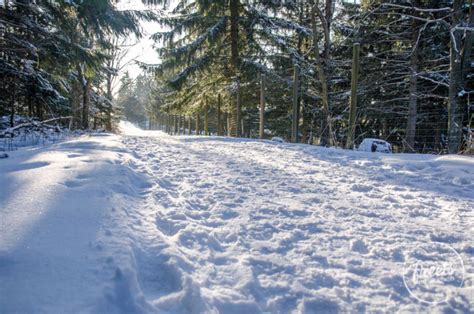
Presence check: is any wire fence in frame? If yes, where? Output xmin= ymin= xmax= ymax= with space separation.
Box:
xmin=145 ymin=106 xmax=474 ymax=155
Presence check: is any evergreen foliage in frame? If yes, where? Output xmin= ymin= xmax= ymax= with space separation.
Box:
xmin=0 ymin=0 xmax=155 ymax=130
xmin=143 ymin=0 xmax=473 ymax=153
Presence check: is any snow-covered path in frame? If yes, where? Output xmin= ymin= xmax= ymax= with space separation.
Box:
xmin=1 ymin=123 xmax=473 ymax=313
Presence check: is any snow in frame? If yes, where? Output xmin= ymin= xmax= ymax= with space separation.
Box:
xmin=271 ymin=136 xmax=285 ymax=143
xmin=0 ymin=122 xmax=473 ymax=312
xmin=358 ymin=138 xmax=392 ymax=153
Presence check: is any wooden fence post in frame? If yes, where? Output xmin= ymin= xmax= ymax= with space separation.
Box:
xmin=236 ymin=79 xmax=241 ymax=137
xmin=217 ymin=94 xmax=222 ymax=136
xmin=291 ymin=67 xmax=299 ymax=143
xmin=346 ymin=43 xmax=360 ymax=149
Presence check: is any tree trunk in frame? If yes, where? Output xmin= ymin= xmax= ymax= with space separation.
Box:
xmin=230 ymin=0 xmax=241 ymax=137
xmin=82 ymin=80 xmax=90 ymax=129
xmin=188 ymin=116 xmax=191 ymax=135
xmin=227 ymin=108 xmax=231 ymax=136
xmin=167 ymin=114 xmax=171 ymax=134
xmin=224 ymin=111 xmax=229 ymax=136
xmin=230 ymin=0 xmax=240 ymax=70
xmin=35 ymin=102 xmax=43 ymax=121
xmin=76 ymin=64 xmax=89 ymax=130
xmin=178 ymin=115 xmax=182 ymax=135
xmin=301 ymin=101 xmax=310 ymax=144
xmin=324 ymin=0 xmax=333 ymax=60
xmin=105 ymin=76 xmax=113 ymax=131
xmin=461 ymin=0 xmax=474 ymax=82
xmin=71 ymin=80 xmax=82 ymax=130
xmin=27 ymin=92 xmax=33 ymax=118
xmin=346 ymin=43 xmax=360 ymax=150
xmin=217 ymin=94 xmax=222 ymax=136
xmin=291 ymin=68 xmax=300 ymax=143
xmin=405 ymin=2 xmax=421 ymax=152
xmin=310 ymin=0 xmax=334 ymax=146
xmin=10 ymin=81 xmax=15 ymax=128
xmin=173 ymin=115 xmax=178 ymax=135
xmin=204 ymin=103 xmax=209 ymax=136
xmin=447 ymin=0 xmax=464 ymax=153
xmin=196 ymin=112 xmax=200 ymax=135
xmin=259 ymin=74 xmax=265 ymax=139
xmin=231 ymin=79 xmax=241 ymax=137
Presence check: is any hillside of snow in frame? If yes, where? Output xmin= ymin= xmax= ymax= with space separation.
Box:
xmin=0 ymin=122 xmax=472 ymax=313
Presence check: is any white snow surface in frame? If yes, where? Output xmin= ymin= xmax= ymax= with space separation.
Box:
xmin=0 ymin=121 xmax=473 ymax=313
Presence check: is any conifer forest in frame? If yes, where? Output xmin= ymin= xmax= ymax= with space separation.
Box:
xmin=1 ymin=0 xmax=473 ymax=153
xmin=0 ymin=1 xmax=473 ymax=313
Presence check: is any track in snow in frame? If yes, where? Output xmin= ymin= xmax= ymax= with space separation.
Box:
xmin=0 ymin=122 xmax=472 ymax=313
xmin=106 ymin=123 xmax=473 ymax=313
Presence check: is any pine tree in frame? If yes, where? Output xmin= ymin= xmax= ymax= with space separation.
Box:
xmin=0 ymin=0 xmax=154 ymax=129
xmin=143 ymin=0 xmax=309 ymax=137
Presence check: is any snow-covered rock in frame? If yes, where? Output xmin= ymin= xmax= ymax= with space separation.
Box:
xmin=358 ymin=138 xmax=392 ymax=153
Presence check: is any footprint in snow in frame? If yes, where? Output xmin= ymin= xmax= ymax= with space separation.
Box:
xmin=67 ymin=153 xmax=82 ymax=158
xmin=347 ymin=265 xmax=373 ymax=277
xmin=155 ymin=215 xmax=185 ymax=236
xmin=350 ymin=239 xmax=369 ymax=254
xmin=219 ymin=209 xmax=239 ymax=220
xmin=196 ymin=182 xmax=213 ymax=189
xmin=157 ymin=178 xmax=177 ymax=189
xmin=400 ymin=194 xmax=415 ymax=200
xmin=379 ymin=275 xmax=409 ymax=297
xmin=62 ymin=180 xmax=83 ymax=188
xmin=305 ymin=273 xmax=337 ymax=289
xmin=430 ymin=232 xmax=463 ymax=244
xmin=365 ymin=193 xmax=384 ymax=199
xmin=351 ymin=184 xmax=373 ymax=192
xmin=381 ymin=195 xmax=398 ymax=204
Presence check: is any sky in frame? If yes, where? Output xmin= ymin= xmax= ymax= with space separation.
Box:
xmin=121 ymin=20 xmax=161 ymax=79
xmin=116 ymin=0 xmax=162 ymax=79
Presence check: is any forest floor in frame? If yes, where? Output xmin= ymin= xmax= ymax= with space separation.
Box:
xmin=0 ymin=122 xmax=473 ymax=313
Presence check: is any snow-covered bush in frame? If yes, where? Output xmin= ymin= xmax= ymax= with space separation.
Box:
xmin=358 ymin=138 xmax=392 ymax=153
xmin=0 ymin=116 xmax=73 ymax=151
